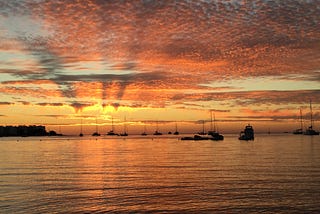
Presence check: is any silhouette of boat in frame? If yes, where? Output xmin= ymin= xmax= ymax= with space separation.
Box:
xmin=79 ymin=119 xmax=84 ymax=137
xmin=293 ymin=109 xmax=303 ymax=135
xmin=207 ymin=111 xmax=224 ymax=141
xmin=153 ymin=121 xmax=162 ymax=135
xmin=197 ymin=120 xmax=206 ymax=135
xmin=92 ymin=132 xmax=100 ymax=136
xmin=107 ymin=117 xmax=119 ymax=136
xmin=208 ymin=131 xmax=224 ymax=140
xmin=304 ymin=100 xmax=319 ymax=135
xmin=153 ymin=131 xmax=162 ymax=135
xmin=141 ymin=124 xmax=147 ymax=136
xmin=92 ymin=118 xmax=100 ymax=136
xmin=181 ymin=134 xmax=216 ymax=141
xmin=304 ymin=127 xmax=319 ymax=135
xmin=239 ymin=124 xmax=254 ymax=140
xmin=119 ymin=116 xmax=128 ymax=136
xmin=107 ymin=130 xmax=118 ymax=136
xmin=181 ymin=113 xmax=223 ymax=141
xmin=181 ymin=136 xmax=195 ymax=140
xmin=173 ymin=122 xmax=179 ymax=135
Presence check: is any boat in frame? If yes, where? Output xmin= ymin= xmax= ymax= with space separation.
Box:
xmin=107 ymin=117 xmax=118 ymax=136
xmin=141 ymin=124 xmax=147 ymax=136
xmin=239 ymin=124 xmax=254 ymax=140
xmin=92 ymin=132 xmax=100 ymax=136
xmin=79 ymin=119 xmax=84 ymax=137
xmin=106 ymin=130 xmax=118 ymax=136
xmin=173 ymin=122 xmax=179 ymax=135
xmin=293 ymin=109 xmax=303 ymax=135
xmin=181 ymin=134 xmax=210 ymax=141
xmin=304 ymin=100 xmax=319 ymax=135
xmin=197 ymin=120 xmax=206 ymax=135
xmin=119 ymin=116 xmax=128 ymax=136
xmin=153 ymin=131 xmax=162 ymax=135
xmin=180 ymin=136 xmax=195 ymax=141
xmin=181 ymin=134 xmax=217 ymax=141
xmin=208 ymin=131 xmax=224 ymax=140
xmin=194 ymin=134 xmax=211 ymax=140
xmin=153 ymin=121 xmax=162 ymax=135
xmin=181 ymin=112 xmax=224 ymax=141
xmin=207 ymin=111 xmax=224 ymax=141
xmin=92 ymin=118 xmax=100 ymax=136
xmin=304 ymin=127 xmax=319 ymax=135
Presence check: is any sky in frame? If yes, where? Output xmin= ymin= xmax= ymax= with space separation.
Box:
xmin=0 ymin=0 xmax=319 ymax=135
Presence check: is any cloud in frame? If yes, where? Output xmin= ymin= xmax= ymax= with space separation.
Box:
xmin=171 ymin=90 xmax=320 ymax=105
xmin=18 ymin=101 xmax=30 ymax=105
xmin=0 ymin=101 xmax=14 ymax=105
xmin=0 ymin=85 xmax=61 ymax=98
xmin=69 ymin=102 xmax=93 ymax=112
xmin=36 ymin=102 xmax=64 ymax=107
xmin=34 ymin=114 xmax=67 ymax=118
xmin=0 ymin=0 xmax=319 ymax=113
xmin=230 ymin=109 xmax=320 ymax=122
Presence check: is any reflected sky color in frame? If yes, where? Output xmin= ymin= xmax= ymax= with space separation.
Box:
xmin=0 ymin=0 xmax=319 ymax=134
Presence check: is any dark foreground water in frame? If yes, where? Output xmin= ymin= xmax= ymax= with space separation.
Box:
xmin=0 ymin=134 xmax=320 ymax=213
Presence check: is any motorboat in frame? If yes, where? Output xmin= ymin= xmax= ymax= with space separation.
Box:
xmin=239 ymin=124 xmax=254 ymax=140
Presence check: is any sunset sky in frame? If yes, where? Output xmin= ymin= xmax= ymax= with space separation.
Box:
xmin=0 ymin=0 xmax=319 ymax=135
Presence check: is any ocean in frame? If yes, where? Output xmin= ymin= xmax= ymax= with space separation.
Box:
xmin=0 ymin=134 xmax=319 ymax=213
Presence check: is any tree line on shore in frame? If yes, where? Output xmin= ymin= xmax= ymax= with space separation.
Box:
xmin=0 ymin=125 xmax=60 ymax=137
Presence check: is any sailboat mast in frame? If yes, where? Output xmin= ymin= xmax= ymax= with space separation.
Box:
xmin=96 ymin=118 xmax=98 ymax=133
xmin=310 ymin=100 xmax=313 ymax=128
xmin=202 ymin=120 xmax=205 ymax=134
xmin=111 ymin=117 xmax=114 ymax=131
xmin=156 ymin=120 xmax=159 ymax=132
xmin=299 ymin=109 xmax=303 ymax=130
xmin=210 ymin=111 xmax=213 ymax=131
xmin=80 ymin=119 xmax=83 ymax=133
xmin=214 ymin=113 xmax=216 ymax=132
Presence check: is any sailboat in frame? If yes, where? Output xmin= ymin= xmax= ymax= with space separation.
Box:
xmin=120 ymin=116 xmax=128 ymax=136
xmin=207 ymin=111 xmax=224 ymax=141
xmin=79 ymin=119 xmax=84 ymax=137
xmin=293 ymin=109 xmax=303 ymax=135
xmin=181 ymin=112 xmax=224 ymax=141
xmin=107 ymin=117 xmax=118 ymax=136
xmin=197 ymin=120 xmax=206 ymax=135
xmin=141 ymin=123 xmax=147 ymax=136
xmin=173 ymin=122 xmax=179 ymax=135
xmin=92 ymin=118 xmax=100 ymax=136
xmin=153 ymin=121 xmax=162 ymax=135
xmin=304 ymin=100 xmax=319 ymax=135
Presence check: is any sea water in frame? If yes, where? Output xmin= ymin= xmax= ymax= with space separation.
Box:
xmin=0 ymin=134 xmax=319 ymax=213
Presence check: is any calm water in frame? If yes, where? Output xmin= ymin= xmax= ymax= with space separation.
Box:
xmin=0 ymin=134 xmax=319 ymax=213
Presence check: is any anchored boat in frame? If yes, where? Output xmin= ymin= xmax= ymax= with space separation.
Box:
xmin=239 ymin=124 xmax=254 ymax=141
